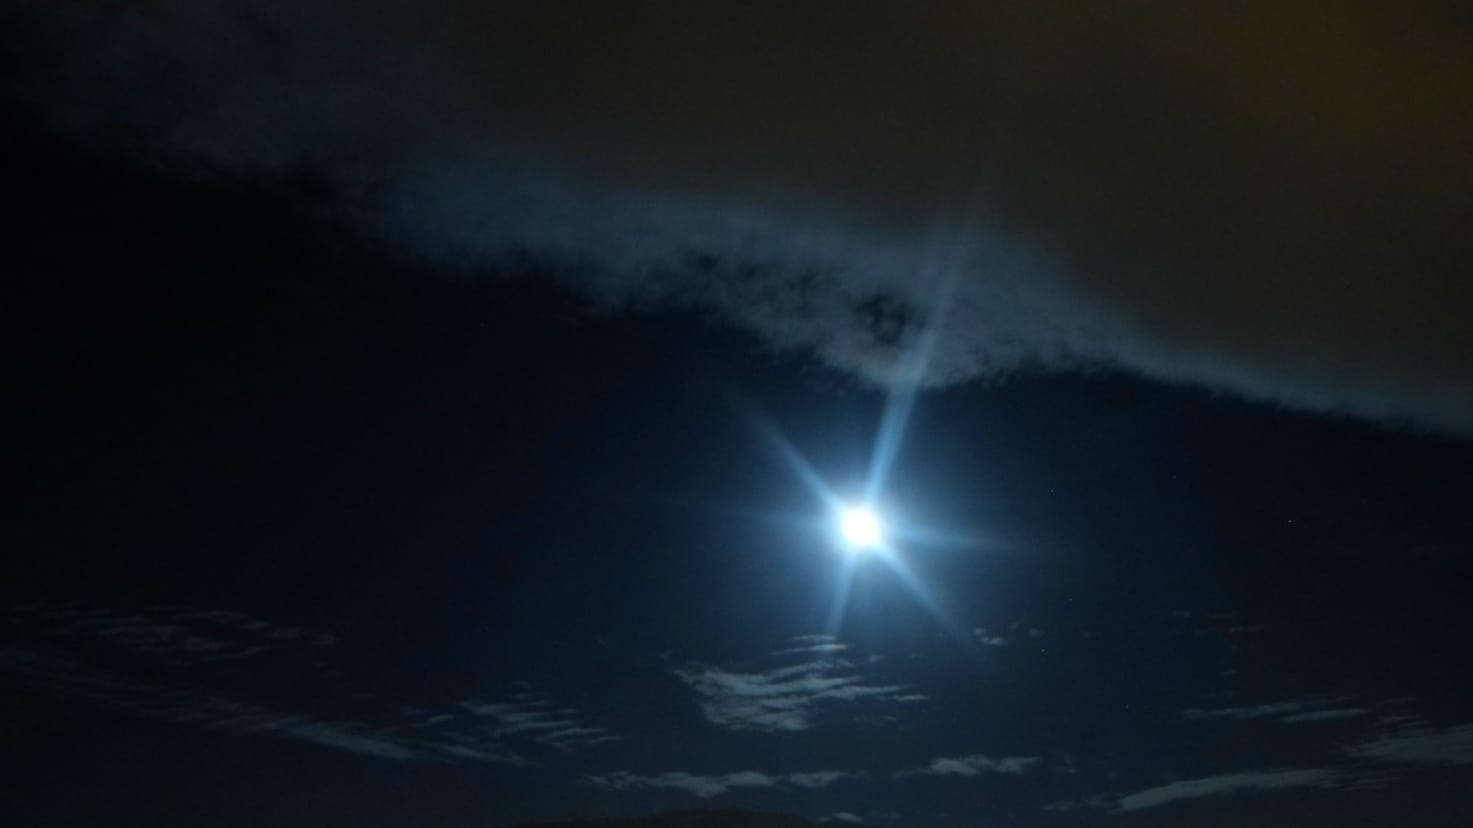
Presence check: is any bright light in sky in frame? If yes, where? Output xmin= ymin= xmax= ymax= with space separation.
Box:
xmin=839 ymin=505 xmax=884 ymax=550
xmin=742 ymin=259 xmax=974 ymax=635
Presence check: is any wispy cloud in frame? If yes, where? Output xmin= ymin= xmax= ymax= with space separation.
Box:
xmin=770 ymin=633 xmax=849 ymax=657
xmin=790 ymin=770 xmax=856 ymax=788
xmin=899 ymin=754 xmax=1039 ymax=778
xmin=1107 ymin=768 xmax=1343 ymax=813
xmin=3 ymin=603 xmax=604 ymax=765
xmin=587 ymin=768 xmax=858 ymax=799
xmin=675 ymin=638 xmax=921 ymax=732
xmin=459 ymin=694 xmax=619 ymax=751
xmin=771 ymin=643 xmax=849 ymax=657
xmin=972 ymin=628 xmax=1008 ymax=647
xmin=1279 ymin=708 xmax=1370 ymax=724
xmin=971 ymin=623 xmax=1044 ymax=647
xmin=8 ymin=602 xmax=336 ymax=666
xmin=1050 ymin=764 xmax=1402 ymax=815
xmin=1057 ymin=712 xmax=1471 ymax=814
xmin=0 ymin=646 xmax=527 ymax=764
xmin=1347 ymin=721 xmax=1473 ymax=766
xmin=1182 ymin=697 xmax=1361 ymax=724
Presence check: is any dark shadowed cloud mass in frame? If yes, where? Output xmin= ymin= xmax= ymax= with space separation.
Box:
xmin=10 ymin=0 xmax=1472 ymax=432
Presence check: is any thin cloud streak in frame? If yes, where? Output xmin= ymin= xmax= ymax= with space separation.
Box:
xmin=1347 ymin=722 xmax=1473 ymax=766
xmin=1182 ymin=697 xmax=1357 ymax=723
xmin=1057 ymin=713 xmax=1473 ymax=814
xmin=587 ymin=768 xmax=858 ymax=799
xmin=1109 ymin=768 xmax=1344 ymax=813
xmin=458 ymin=695 xmax=619 ymax=751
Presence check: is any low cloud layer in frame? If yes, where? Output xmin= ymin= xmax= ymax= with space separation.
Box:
xmin=10 ymin=1 xmax=1473 ymax=432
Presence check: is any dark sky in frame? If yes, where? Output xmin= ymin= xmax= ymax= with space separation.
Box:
xmin=5 ymin=3 xmax=1473 ymax=827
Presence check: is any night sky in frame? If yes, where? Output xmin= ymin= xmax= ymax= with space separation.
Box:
xmin=5 ymin=3 xmax=1473 ymax=827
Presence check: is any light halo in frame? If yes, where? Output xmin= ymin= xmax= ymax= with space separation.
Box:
xmin=838 ymin=504 xmax=884 ymax=551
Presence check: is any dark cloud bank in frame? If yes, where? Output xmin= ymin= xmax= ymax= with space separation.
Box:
xmin=11 ymin=0 xmax=1472 ymax=432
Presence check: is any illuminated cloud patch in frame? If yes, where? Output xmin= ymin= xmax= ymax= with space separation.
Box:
xmin=972 ymin=628 xmax=1008 ymax=647
xmin=675 ymin=637 xmax=921 ymax=732
xmin=900 ymin=754 xmax=1040 ymax=778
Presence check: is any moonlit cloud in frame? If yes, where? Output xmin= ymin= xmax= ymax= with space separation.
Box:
xmin=1347 ymin=722 xmax=1473 ymax=766
xmin=971 ymin=628 xmax=1008 ymax=647
xmin=458 ymin=695 xmax=618 ymax=751
xmin=1051 ymin=708 xmax=1473 ymax=814
xmin=675 ymin=639 xmax=921 ymax=732
xmin=900 ymin=754 xmax=1039 ymax=778
xmin=1182 ymin=697 xmax=1358 ymax=723
xmin=1279 ymin=708 xmax=1371 ymax=724
xmin=788 ymin=770 xmax=856 ymax=788
xmin=1108 ymin=768 xmax=1344 ymax=813
xmin=770 ymin=643 xmax=849 ymax=657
